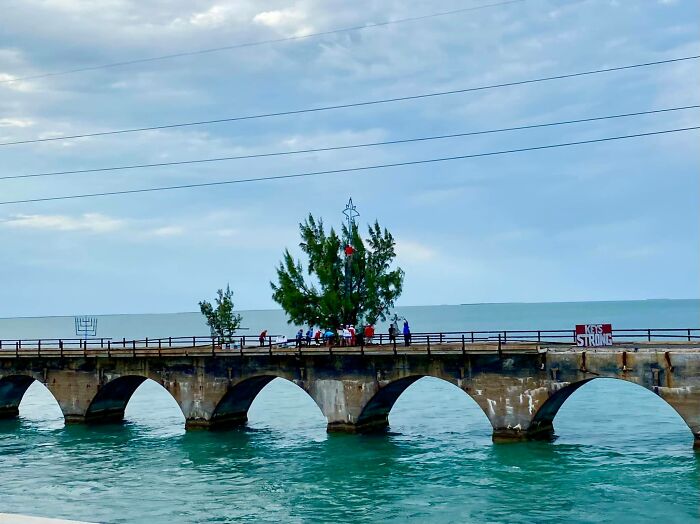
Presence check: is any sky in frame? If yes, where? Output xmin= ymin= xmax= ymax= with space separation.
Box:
xmin=0 ymin=0 xmax=698 ymax=317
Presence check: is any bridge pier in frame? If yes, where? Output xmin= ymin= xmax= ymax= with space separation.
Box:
xmin=326 ymin=415 xmax=390 ymax=434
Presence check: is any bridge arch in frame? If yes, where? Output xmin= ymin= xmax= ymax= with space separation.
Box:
xmin=355 ymin=375 xmax=489 ymax=434
xmin=528 ymin=377 xmax=697 ymax=444
xmin=0 ymin=374 xmax=43 ymax=419
xmin=85 ymin=375 xmax=184 ymax=424
xmin=209 ymin=375 xmax=321 ymax=430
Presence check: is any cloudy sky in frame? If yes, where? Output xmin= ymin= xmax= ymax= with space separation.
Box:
xmin=0 ymin=0 xmax=698 ymax=317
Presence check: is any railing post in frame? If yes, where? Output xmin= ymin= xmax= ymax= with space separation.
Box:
xmin=122 ymin=337 xmax=126 ymax=348
xmin=242 ymin=336 xmax=246 ymax=348
xmin=537 ymin=331 xmax=541 ymax=343
xmin=497 ymin=334 xmax=503 ymax=359
xmin=427 ymin=335 xmax=431 ymax=356
xmin=269 ymin=336 xmax=273 ymax=355
xmin=503 ymin=331 xmax=507 ymax=344
xmin=240 ymin=338 xmax=244 ymax=357
xmin=132 ymin=340 xmax=136 ymax=358
xmin=212 ymin=337 xmax=216 ymax=357
xmin=107 ymin=339 xmax=111 ymax=358
xmin=380 ymin=334 xmax=383 ymax=345
xmin=16 ymin=341 xmax=19 ymax=358
xmin=461 ymin=334 xmax=465 ymax=356
xmin=100 ymin=338 xmax=104 ymax=349
xmin=59 ymin=340 xmax=63 ymax=358
xmin=647 ymin=329 xmax=651 ymax=342
xmin=83 ymin=339 xmax=87 ymax=358
xmin=471 ymin=331 xmax=474 ymax=343
xmin=146 ymin=337 xmax=149 ymax=348
xmin=169 ymin=336 xmax=172 ymax=347
xmin=192 ymin=336 xmax=196 ymax=348
xmin=38 ymin=339 xmax=41 ymax=355
xmin=37 ymin=340 xmax=40 ymax=358
xmin=439 ymin=333 xmax=443 ymax=344
xmin=689 ymin=329 xmax=692 ymax=342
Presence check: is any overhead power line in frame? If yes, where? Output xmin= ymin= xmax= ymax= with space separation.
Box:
xmin=0 ymin=126 xmax=696 ymax=206
xmin=0 ymin=0 xmax=526 ymax=84
xmin=3 ymin=104 xmax=697 ymax=182
xmin=2 ymin=55 xmax=697 ymax=148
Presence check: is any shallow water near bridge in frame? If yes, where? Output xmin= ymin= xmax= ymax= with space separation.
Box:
xmin=1 ymin=300 xmax=699 ymax=523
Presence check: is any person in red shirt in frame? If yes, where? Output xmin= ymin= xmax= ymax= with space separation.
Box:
xmin=364 ymin=324 xmax=375 ymax=344
xmin=349 ymin=325 xmax=356 ymax=346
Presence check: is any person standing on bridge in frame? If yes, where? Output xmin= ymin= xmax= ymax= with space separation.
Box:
xmin=388 ymin=324 xmax=397 ymax=345
xmin=296 ymin=329 xmax=304 ymax=348
xmin=403 ymin=320 xmax=411 ymax=347
xmin=364 ymin=324 xmax=375 ymax=345
xmin=259 ymin=330 xmax=267 ymax=347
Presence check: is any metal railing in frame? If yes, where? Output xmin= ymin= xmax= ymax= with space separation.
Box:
xmin=0 ymin=328 xmax=697 ymax=358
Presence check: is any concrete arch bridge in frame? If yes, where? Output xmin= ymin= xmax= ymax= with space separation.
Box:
xmin=1 ymin=344 xmax=700 ymax=447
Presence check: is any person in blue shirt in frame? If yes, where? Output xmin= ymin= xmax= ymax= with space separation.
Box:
xmin=403 ymin=320 xmax=411 ymax=347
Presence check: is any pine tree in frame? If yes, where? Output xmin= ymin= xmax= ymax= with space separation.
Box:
xmin=199 ymin=284 xmax=243 ymax=340
xmin=271 ymin=214 xmax=404 ymax=329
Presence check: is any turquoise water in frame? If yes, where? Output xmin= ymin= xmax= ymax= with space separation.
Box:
xmin=1 ymin=300 xmax=699 ymax=523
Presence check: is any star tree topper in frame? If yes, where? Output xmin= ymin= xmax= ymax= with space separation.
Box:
xmin=343 ymin=197 xmax=360 ymax=256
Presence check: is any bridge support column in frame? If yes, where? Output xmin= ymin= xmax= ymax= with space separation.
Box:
xmin=307 ymin=377 xmax=385 ymax=433
xmin=44 ymin=370 xmax=102 ymax=425
xmin=656 ymin=386 xmax=700 ymax=450
xmin=466 ymin=377 xmax=552 ymax=443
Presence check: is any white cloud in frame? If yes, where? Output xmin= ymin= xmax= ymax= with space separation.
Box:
xmin=396 ymin=239 xmax=437 ymax=263
xmin=0 ymin=117 xmax=33 ymax=128
xmin=2 ymin=213 xmax=124 ymax=233
xmin=189 ymin=4 xmax=238 ymax=28
xmin=253 ymin=8 xmax=313 ymax=37
xmin=0 ymin=73 xmax=34 ymax=92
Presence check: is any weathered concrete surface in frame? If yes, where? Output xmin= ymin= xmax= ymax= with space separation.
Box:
xmin=2 ymin=345 xmax=700 ymax=447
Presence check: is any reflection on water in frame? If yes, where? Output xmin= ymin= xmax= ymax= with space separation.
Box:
xmin=0 ymin=378 xmax=698 ymax=523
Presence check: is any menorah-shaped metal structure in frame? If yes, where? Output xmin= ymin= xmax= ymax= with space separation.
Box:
xmin=74 ymin=316 xmax=98 ymax=340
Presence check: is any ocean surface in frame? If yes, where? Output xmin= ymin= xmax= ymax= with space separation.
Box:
xmin=1 ymin=299 xmax=699 ymax=523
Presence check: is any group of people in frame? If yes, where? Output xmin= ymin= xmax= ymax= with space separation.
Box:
xmin=258 ymin=320 xmax=411 ymax=348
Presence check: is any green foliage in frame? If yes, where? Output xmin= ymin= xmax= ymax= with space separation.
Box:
xmin=198 ymin=284 xmax=243 ymax=340
xmin=271 ymin=214 xmax=404 ymax=328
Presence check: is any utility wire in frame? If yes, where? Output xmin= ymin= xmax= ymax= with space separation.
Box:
xmin=0 ymin=126 xmax=696 ymax=206
xmin=3 ymin=104 xmax=698 ymax=181
xmin=2 ymin=55 xmax=697 ymax=148
xmin=0 ymin=0 xmax=525 ymax=85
